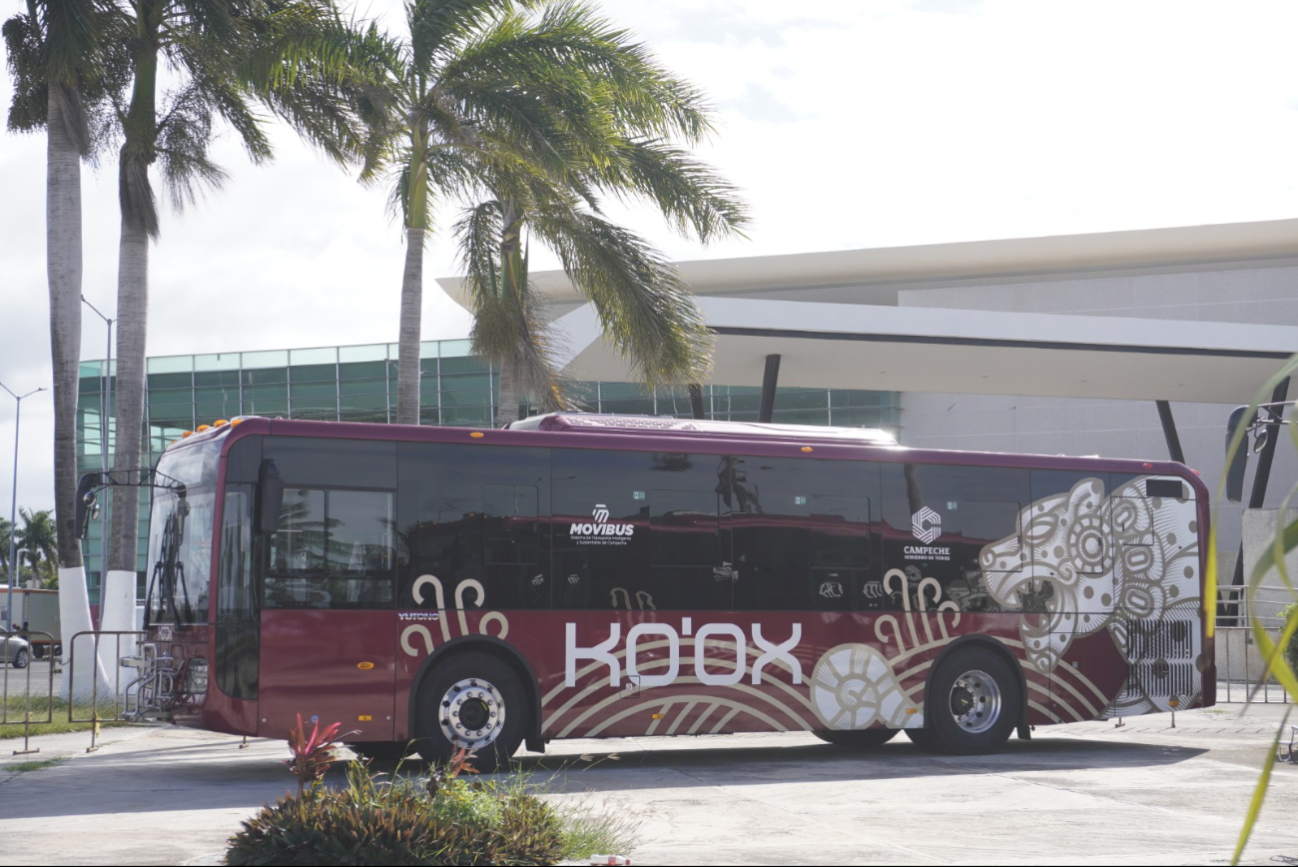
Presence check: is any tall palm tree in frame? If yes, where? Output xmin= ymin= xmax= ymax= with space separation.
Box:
xmin=5 ymin=0 xmax=120 ymax=696
xmin=5 ymin=0 xmax=96 ymax=582
xmin=103 ymin=1 xmax=374 ymax=592
xmin=360 ymin=0 xmax=747 ymax=426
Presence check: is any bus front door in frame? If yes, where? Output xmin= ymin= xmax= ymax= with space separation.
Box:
xmin=258 ymin=608 xmax=397 ymax=742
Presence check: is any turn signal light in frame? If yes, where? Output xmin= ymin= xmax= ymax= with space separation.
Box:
xmin=470 ymin=432 xmax=485 ymax=439
xmin=801 ymin=446 xmax=813 ymax=452
xmin=196 ymin=424 xmax=211 ymax=432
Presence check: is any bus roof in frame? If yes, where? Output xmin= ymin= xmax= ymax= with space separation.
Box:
xmin=506 ymin=412 xmax=899 ymax=446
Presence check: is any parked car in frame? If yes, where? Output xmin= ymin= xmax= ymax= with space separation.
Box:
xmin=1 ymin=629 xmax=30 ymax=668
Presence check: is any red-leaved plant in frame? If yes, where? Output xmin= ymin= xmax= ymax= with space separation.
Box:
xmin=426 ymin=746 xmax=477 ymax=798
xmin=286 ymin=713 xmax=344 ymax=795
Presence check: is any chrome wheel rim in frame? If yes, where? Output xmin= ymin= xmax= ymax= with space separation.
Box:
xmin=948 ymin=669 xmax=1001 ymax=734
xmin=439 ymin=678 xmax=506 ymax=749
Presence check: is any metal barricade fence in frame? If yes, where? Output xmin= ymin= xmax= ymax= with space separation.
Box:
xmin=1215 ymin=625 xmax=1294 ymax=704
xmin=1 ymin=630 xmax=58 ymax=755
xmin=67 ymin=630 xmax=150 ymax=750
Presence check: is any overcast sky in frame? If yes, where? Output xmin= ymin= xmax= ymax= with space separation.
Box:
xmin=5 ymin=0 xmax=1298 ymax=513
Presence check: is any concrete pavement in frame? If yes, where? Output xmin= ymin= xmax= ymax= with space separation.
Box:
xmin=1 ymin=705 xmax=1296 ymax=865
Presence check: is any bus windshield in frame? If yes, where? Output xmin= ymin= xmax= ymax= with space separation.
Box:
xmin=146 ymin=439 xmax=220 ymax=625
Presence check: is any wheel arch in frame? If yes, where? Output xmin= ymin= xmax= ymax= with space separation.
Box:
xmin=408 ymin=635 xmax=544 ymax=752
xmin=921 ymin=633 xmax=1030 ymax=740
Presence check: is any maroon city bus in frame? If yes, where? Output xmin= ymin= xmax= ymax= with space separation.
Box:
xmin=87 ymin=412 xmax=1213 ymax=766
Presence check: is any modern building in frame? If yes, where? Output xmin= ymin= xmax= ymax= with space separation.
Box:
xmin=77 ymin=217 xmax=1298 ymax=602
xmin=75 ymin=341 xmax=898 ymax=598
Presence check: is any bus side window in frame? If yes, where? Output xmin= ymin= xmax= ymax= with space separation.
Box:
xmin=729 ymin=456 xmax=877 ymax=611
xmin=880 ymin=463 xmax=1029 ymax=613
xmin=397 ymin=442 xmax=551 ymax=610
xmin=264 ymin=487 xmax=395 ymax=610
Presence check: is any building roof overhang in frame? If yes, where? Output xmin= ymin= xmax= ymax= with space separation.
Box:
xmin=552 ymin=298 xmax=1298 ymax=404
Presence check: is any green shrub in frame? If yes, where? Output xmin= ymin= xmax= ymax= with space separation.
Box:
xmin=226 ymin=762 xmax=566 ymax=866
xmin=1282 ymin=603 xmax=1298 ymax=678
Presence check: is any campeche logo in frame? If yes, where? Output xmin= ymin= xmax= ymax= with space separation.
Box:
xmin=911 ymin=506 xmax=941 ymax=544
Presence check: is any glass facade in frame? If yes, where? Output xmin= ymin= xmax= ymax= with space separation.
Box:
xmin=76 ymin=338 xmax=901 ymax=599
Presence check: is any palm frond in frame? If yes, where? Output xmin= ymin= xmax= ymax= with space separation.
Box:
xmin=535 ymin=206 xmax=712 ymax=386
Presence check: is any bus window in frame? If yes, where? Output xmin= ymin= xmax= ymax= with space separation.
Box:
xmin=552 ymin=449 xmax=727 ymax=610
xmin=728 ymin=456 xmax=877 ymax=611
xmin=398 ymin=443 xmax=550 ymax=610
xmin=264 ymin=487 xmax=395 ymax=609
xmin=880 ymin=463 xmax=1028 ymax=613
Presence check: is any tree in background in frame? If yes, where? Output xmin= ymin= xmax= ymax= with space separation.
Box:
xmin=450 ymin=3 xmax=747 ymax=425
xmin=102 ymin=1 xmax=376 ymax=600
xmin=359 ymin=0 xmax=746 ymax=427
xmin=17 ymin=508 xmax=58 ymax=587
xmin=5 ymin=0 xmax=122 ymax=695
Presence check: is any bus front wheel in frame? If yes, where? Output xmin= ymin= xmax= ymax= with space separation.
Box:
xmin=415 ymin=651 xmax=526 ymax=771
xmin=926 ymin=647 xmax=1020 ymax=755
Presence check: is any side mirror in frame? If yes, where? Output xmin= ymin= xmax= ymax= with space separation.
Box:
xmin=257 ymin=459 xmax=285 ymax=535
xmin=1225 ymin=406 xmax=1249 ymax=503
xmin=75 ymin=473 xmax=104 ymax=539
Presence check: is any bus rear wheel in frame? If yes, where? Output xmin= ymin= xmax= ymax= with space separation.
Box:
xmin=415 ymin=651 xmax=526 ymax=771
xmin=814 ymin=729 xmax=899 ymax=749
xmin=926 ymin=647 xmax=1019 ymax=755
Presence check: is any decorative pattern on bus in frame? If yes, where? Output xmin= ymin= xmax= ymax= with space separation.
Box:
xmin=399 ymin=575 xmax=511 ymax=656
xmin=980 ymin=476 xmax=1201 ymax=717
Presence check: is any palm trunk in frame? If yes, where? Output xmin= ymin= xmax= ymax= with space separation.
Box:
xmin=47 ymin=85 xmax=110 ymax=699
xmin=496 ymin=358 xmax=521 ymax=426
xmin=396 ymin=225 xmax=424 ymax=425
xmin=46 ymin=87 xmax=83 ymax=575
xmin=107 ymin=215 xmax=148 ymax=576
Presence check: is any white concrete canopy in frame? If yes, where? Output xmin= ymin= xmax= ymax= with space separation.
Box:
xmin=436 ymin=218 xmax=1298 ymax=404
xmin=548 ymin=297 xmax=1298 ymax=403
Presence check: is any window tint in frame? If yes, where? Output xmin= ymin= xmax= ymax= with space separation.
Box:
xmin=551 ymin=449 xmax=726 ymax=610
xmin=398 ymin=443 xmax=549 ymax=610
xmin=728 ymin=456 xmax=877 ymax=611
xmin=265 ymin=488 xmax=395 ymax=609
xmin=216 ymin=486 xmax=258 ymax=699
xmin=880 ymin=463 xmax=1029 ymax=613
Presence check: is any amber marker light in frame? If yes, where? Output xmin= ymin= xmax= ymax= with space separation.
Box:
xmin=358 ymin=715 xmax=373 ymax=722
xmin=651 ymin=713 xmax=665 ymax=720
xmin=181 ymin=431 xmax=194 ymax=438
xmin=196 ymin=424 xmax=211 ymax=432
xmin=229 ymin=418 xmax=244 ymax=426
xmin=213 ymin=419 xmax=229 ymax=427
xmin=357 ymin=661 xmax=374 ymax=670
xmin=470 ymin=432 xmax=485 ymax=439
xmin=801 ymin=446 xmax=813 ymax=452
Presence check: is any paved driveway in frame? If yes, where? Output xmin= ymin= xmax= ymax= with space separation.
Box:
xmin=1 ymin=705 xmax=1295 ymax=865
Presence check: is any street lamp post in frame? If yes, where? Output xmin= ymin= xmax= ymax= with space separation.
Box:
xmin=1 ymin=382 xmax=46 ymax=632
xmin=81 ymin=296 xmax=114 ymax=475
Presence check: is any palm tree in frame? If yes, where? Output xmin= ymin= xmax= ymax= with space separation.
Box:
xmin=360 ymin=0 xmax=747 ymax=426
xmin=103 ymin=1 xmax=374 ymax=587
xmin=4 ymin=0 xmax=112 ymax=585
xmin=5 ymin=0 xmax=119 ymax=695
xmin=17 ymin=509 xmax=58 ymax=587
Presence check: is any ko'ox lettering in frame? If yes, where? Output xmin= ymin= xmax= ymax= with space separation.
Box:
xmin=564 ymin=621 xmax=803 ymax=688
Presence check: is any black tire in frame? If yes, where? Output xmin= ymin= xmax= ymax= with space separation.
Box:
xmin=33 ymin=645 xmax=45 ymax=660
xmin=814 ymin=728 xmax=899 ymax=749
xmin=12 ymin=648 xmax=29 ymax=669
xmin=926 ymin=646 xmax=1020 ymax=755
xmin=414 ymin=651 xmax=527 ymax=771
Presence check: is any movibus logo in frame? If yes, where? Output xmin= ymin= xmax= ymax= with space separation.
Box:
xmin=571 ymin=503 xmax=634 ymax=546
